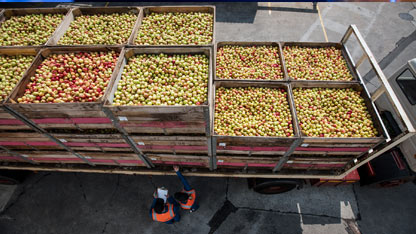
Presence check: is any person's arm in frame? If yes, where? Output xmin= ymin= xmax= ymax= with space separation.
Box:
xmin=149 ymin=198 xmax=157 ymax=219
xmin=167 ymin=196 xmax=180 ymax=214
xmin=167 ymin=196 xmax=179 ymax=206
xmin=173 ymin=166 xmax=192 ymax=191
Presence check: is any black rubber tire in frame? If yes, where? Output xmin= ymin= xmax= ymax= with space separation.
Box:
xmin=0 ymin=170 xmax=31 ymax=184
xmin=253 ymin=179 xmax=298 ymax=194
xmin=0 ymin=175 xmax=19 ymax=185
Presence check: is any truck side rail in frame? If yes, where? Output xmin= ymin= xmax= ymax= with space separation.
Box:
xmin=338 ymin=25 xmax=416 ymax=178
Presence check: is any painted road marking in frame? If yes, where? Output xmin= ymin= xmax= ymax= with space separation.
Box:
xmin=268 ymin=2 xmax=272 ymax=15
xmin=317 ymin=4 xmax=329 ymax=42
xmin=334 ymin=2 xmax=376 ymax=19
xmin=300 ymin=4 xmax=332 ymax=41
xmin=324 ymin=19 xmax=348 ymax=35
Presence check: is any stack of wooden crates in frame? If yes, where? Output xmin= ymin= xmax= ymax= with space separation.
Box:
xmin=0 ymin=6 xmax=386 ymax=175
xmin=0 ymin=6 xmax=217 ymax=169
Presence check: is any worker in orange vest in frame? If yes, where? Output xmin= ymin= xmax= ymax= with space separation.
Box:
xmin=173 ymin=166 xmax=199 ymax=212
xmin=149 ymin=190 xmax=180 ymax=224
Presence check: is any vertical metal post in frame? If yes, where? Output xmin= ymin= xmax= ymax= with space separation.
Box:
xmin=209 ymin=137 xmax=217 ymax=170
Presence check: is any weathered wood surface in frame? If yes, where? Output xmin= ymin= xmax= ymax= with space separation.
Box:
xmin=50 ymin=132 xmax=128 ymax=152
xmin=131 ymin=135 xmax=209 ymax=154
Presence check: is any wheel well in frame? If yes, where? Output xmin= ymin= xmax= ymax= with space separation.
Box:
xmin=248 ymin=178 xmax=304 ymax=194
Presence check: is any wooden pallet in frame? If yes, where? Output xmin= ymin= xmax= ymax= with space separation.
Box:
xmin=49 ymin=7 xmax=142 ymax=46
xmin=131 ymin=6 xmax=215 ymax=47
xmin=104 ymin=47 xmax=213 ymax=136
xmin=5 ymin=46 xmax=125 ymax=131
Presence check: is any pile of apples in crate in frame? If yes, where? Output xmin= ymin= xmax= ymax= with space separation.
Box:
xmin=17 ymin=51 xmax=119 ymax=103
xmin=214 ymin=45 xmax=378 ymax=138
xmin=113 ymin=53 xmax=209 ymax=106
xmin=0 ymin=13 xmax=64 ymax=46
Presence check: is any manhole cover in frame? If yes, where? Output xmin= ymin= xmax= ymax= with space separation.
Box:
xmin=399 ymin=13 xmax=414 ymax=21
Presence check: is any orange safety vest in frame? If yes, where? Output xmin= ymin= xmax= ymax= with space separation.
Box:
xmin=152 ymin=203 xmax=176 ymax=222
xmin=179 ymin=189 xmax=196 ymax=210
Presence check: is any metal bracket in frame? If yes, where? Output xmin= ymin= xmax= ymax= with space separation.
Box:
xmin=102 ymin=107 xmax=154 ymax=168
xmin=0 ymin=145 xmax=38 ymax=165
xmin=2 ymin=106 xmax=95 ymax=166
xmin=209 ymin=137 xmax=217 ymax=170
xmin=272 ymin=138 xmax=302 ymax=172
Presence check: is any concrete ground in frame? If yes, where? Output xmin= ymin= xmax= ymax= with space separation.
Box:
xmin=0 ymin=2 xmax=416 ymax=234
xmin=0 ymin=172 xmax=415 ymax=234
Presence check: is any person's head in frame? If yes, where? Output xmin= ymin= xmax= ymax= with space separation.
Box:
xmin=174 ymin=192 xmax=189 ymax=203
xmin=154 ymin=198 xmax=165 ymax=214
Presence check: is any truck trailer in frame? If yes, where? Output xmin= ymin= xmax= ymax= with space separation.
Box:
xmin=0 ymin=7 xmax=414 ymax=194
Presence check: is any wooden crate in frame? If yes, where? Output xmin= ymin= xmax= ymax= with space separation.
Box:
xmin=291 ymin=82 xmax=386 ymax=156
xmin=281 ymin=42 xmax=360 ymax=83
xmin=0 ymin=131 xmax=63 ymax=151
xmin=0 ymin=148 xmax=20 ymax=163
xmin=49 ymin=7 xmax=142 ymax=46
xmin=9 ymin=150 xmax=76 ymax=164
xmin=0 ymin=47 xmax=39 ymax=130
xmin=5 ymin=46 xmax=125 ymax=131
xmin=282 ymin=155 xmax=352 ymax=171
xmin=79 ymin=151 xmax=209 ymax=168
xmin=216 ymin=155 xmax=280 ymax=169
xmin=104 ymin=47 xmax=212 ymax=136
xmin=212 ymin=81 xmax=301 ymax=157
xmin=130 ymin=135 xmax=210 ymax=155
xmin=131 ymin=6 xmax=215 ymax=47
xmin=49 ymin=130 xmax=130 ymax=152
xmin=215 ymin=42 xmax=288 ymax=82
xmin=145 ymin=153 xmax=209 ymax=168
xmin=0 ymin=8 xmax=71 ymax=48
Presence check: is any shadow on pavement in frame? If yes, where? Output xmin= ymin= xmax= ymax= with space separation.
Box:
xmin=0 ymin=2 xmax=318 ymax=24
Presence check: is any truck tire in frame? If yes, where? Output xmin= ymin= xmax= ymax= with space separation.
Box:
xmin=252 ymin=179 xmax=301 ymax=194
xmin=0 ymin=175 xmax=20 ymax=185
xmin=0 ymin=170 xmax=31 ymax=185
